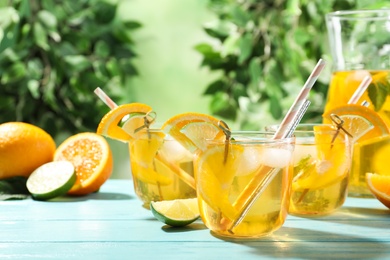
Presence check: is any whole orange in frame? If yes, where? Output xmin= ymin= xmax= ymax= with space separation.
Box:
xmin=0 ymin=122 xmax=56 ymax=179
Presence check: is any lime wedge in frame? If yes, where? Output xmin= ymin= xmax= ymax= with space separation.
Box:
xmin=150 ymin=198 xmax=200 ymax=227
xmin=27 ymin=161 xmax=76 ymax=201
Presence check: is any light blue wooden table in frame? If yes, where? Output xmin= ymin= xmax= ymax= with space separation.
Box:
xmin=1 ymin=179 xmax=389 ymax=259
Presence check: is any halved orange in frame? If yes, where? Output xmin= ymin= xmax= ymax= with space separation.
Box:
xmin=97 ymin=103 xmax=153 ymax=142
xmin=161 ymin=112 xmax=225 ymax=153
xmin=54 ymin=132 xmax=113 ymax=195
xmin=323 ymin=104 xmax=390 ymax=142
xmin=366 ymin=172 xmax=390 ymax=209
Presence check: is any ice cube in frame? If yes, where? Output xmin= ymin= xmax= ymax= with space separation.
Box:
xmin=316 ymin=160 xmax=332 ymax=174
xmin=261 ymin=148 xmax=292 ymax=168
xmin=236 ymin=147 xmax=263 ymax=176
xmin=293 ymin=144 xmax=318 ymax=165
xmin=159 ymin=138 xmax=193 ymax=162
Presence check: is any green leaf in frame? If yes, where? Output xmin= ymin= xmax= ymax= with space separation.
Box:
xmin=33 ymin=22 xmax=49 ymax=50
xmin=94 ymin=40 xmax=110 ymax=58
xmin=368 ymin=80 xmax=389 ymax=111
xmin=64 ymin=55 xmax=91 ymax=72
xmin=38 ymin=10 xmax=57 ymax=31
xmin=106 ymin=58 xmax=120 ymax=77
xmin=27 ymin=79 xmax=40 ymax=99
xmin=123 ymin=21 xmax=142 ymax=30
xmin=194 ymin=43 xmax=215 ymax=55
xmin=210 ymin=92 xmax=237 ymax=120
xmin=94 ymin=1 xmax=117 ymax=24
xmin=194 ymin=43 xmax=224 ymax=69
xmin=222 ymin=33 xmax=239 ymax=57
xmin=17 ymin=0 xmax=31 ymax=18
xmin=294 ymin=28 xmax=311 ymax=46
xmin=231 ymin=6 xmax=250 ymax=27
xmin=238 ymin=33 xmax=252 ymax=64
xmin=204 ymin=80 xmax=228 ymax=95
xmin=1 ymin=62 xmax=26 ymax=84
xmin=0 ymin=176 xmax=29 ymax=201
xmin=203 ymin=21 xmax=232 ymax=40
xmin=0 ymin=7 xmax=19 ymax=29
xmin=249 ymin=57 xmax=262 ymax=86
xmin=27 ymin=59 xmax=44 ymax=80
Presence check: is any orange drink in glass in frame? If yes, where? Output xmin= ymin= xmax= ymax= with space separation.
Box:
xmin=287 ymin=124 xmax=352 ymax=216
xmin=128 ymin=129 xmax=196 ymax=208
xmin=324 ymin=10 xmax=390 ymax=197
xmin=194 ymin=132 xmax=294 ymax=238
xmin=97 ymin=104 xmax=206 ymax=208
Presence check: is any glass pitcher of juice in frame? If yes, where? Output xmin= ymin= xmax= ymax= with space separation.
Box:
xmin=324 ymin=10 xmax=390 ymax=197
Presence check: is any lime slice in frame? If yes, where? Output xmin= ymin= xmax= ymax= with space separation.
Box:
xmin=150 ymin=198 xmax=199 ymax=227
xmin=338 ymin=114 xmax=374 ymax=142
xmin=27 ymin=161 xmax=76 ymax=201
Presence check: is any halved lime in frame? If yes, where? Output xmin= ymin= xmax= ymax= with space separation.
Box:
xmin=150 ymin=198 xmax=200 ymax=227
xmin=27 ymin=161 xmax=76 ymax=201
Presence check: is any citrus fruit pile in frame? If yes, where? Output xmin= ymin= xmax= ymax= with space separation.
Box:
xmin=0 ymin=122 xmax=113 ymax=200
xmin=53 ymin=132 xmax=113 ymax=196
xmin=28 ymin=132 xmax=113 ymax=199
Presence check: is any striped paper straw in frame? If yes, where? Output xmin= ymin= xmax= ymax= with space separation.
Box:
xmin=348 ymin=75 xmax=372 ymax=105
xmin=94 ymin=87 xmax=118 ymax=109
xmin=273 ymin=59 xmax=326 ymax=139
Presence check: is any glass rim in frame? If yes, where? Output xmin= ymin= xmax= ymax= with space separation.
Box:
xmin=265 ymin=123 xmax=340 ymax=135
xmin=206 ymin=131 xmax=295 ymax=145
xmin=326 ymin=9 xmax=390 ymax=20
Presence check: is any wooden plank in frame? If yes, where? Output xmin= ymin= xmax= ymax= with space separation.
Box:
xmin=0 ymin=217 xmax=389 ymax=243
xmin=0 ymin=242 xmax=389 ymax=259
xmin=1 ymin=179 xmax=389 ymax=259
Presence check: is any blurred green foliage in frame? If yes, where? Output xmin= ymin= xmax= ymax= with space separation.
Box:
xmin=196 ymin=0 xmax=390 ymax=130
xmin=0 ymin=0 xmax=140 ymax=140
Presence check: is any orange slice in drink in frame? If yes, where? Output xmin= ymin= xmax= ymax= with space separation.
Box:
xmin=129 ymin=131 xmax=172 ymax=185
xmin=292 ymin=125 xmax=350 ymax=191
xmin=195 ymin=144 xmax=246 ymax=220
xmin=97 ymin=103 xmax=153 ymax=142
xmin=161 ymin=112 xmax=225 ymax=153
xmin=323 ymin=104 xmax=390 ymax=142
xmin=54 ymin=132 xmax=113 ymax=195
xmin=366 ymin=172 xmax=390 ymax=209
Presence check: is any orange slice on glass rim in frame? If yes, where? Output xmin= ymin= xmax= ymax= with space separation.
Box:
xmin=161 ymin=112 xmax=226 ymax=153
xmin=96 ymin=103 xmax=154 ymax=142
xmin=366 ymin=172 xmax=390 ymax=209
xmin=322 ymin=104 xmax=390 ymax=142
